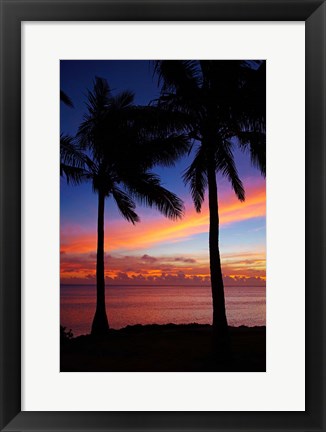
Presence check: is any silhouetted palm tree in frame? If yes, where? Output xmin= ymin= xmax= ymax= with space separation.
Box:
xmin=154 ymin=60 xmax=266 ymax=338
xmin=61 ymin=77 xmax=189 ymax=335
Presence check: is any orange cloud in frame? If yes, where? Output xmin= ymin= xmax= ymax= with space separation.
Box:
xmin=61 ymin=181 xmax=266 ymax=254
xmin=60 ymin=248 xmax=266 ymax=284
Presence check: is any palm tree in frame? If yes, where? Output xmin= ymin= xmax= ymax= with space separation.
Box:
xmin=154 ymin=60 xmax=266 ymax=338
xmin=61 ymin=77 xmax=189 ymax=336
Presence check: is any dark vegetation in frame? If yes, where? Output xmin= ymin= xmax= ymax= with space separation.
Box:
xmin=60 ymin=324 xmax=266 ymax=372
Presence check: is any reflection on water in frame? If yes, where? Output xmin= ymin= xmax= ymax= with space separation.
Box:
xmin=61 ymin=285 xmax=266 ymax=336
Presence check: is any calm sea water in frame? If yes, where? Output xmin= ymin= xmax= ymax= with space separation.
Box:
xmin=60 ymin=285 xmax=266 ymax=336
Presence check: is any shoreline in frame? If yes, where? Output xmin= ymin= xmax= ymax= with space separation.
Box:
xmin=63 ymin=322 xmax=266 ymax=336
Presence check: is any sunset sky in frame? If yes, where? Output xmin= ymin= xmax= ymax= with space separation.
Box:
xmin=60 ymin=60 xmax=266 ymax=287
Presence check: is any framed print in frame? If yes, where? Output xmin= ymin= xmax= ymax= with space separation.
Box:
xmin=0 ymin=0 xmax=325 ymax=431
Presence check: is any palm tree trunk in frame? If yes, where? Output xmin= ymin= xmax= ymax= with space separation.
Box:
xmin=91 ymin=189 xmax=109 ymax=335
xmin=207 ymin=161 xmax=229 ymax=338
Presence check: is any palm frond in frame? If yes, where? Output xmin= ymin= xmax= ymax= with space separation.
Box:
xmin=76 ymin=77 xmax=112 ymax=157
xmin=245 ymin=60 xmax=266 ymax=122
xmin=111 ymin=187 xmax=140 ymax=224
xmin=138 ymin=134 xmax=190 ymax=169
xmin=154 ymin=60 xmax=201 ymax=94
xmin=154 ymin=91 xmax=204 ymax=125
xmin=183 ymin=146 xmax=208 ymax=212
xmin=128 ymin=104 xmax=192 ymax=135
xmin=60 ymin=134 xmax=87 ymax=169
xmin=215 ymin=141 xmax=245 ymax=202
xmin=60 ymin=134 xmax=94 ymax=185
xmin=76 ymin=117 xmax=96 ymax=150
xmin=110 ymin=90 xmax=135 ymax=110
xmin=236 ymin=131 xmax=266 ymax=176
xmin=60 ymin=90 xmax=74 ymax=108
xmin=60 ymin=164 xmax=88 ymax=185
xmin=125 ymin=172 xmax=184 ymax=220
xmin=86 ymin=76 xmax=110 ymax=115
xmin=230 ymin=61 xmax=266 ymax=134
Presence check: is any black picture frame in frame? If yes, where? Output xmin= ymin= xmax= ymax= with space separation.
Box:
xmin=0 ymin=0 xmax=325 ymax=431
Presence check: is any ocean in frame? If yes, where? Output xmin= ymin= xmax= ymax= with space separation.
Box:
xmin=60 ymin=284 xmax=266 ymax=336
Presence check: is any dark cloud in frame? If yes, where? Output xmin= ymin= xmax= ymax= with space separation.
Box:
xmin=141 ymin=254 xmax=157 ymax=263
xmin=174 ymin=257 xmax=196 ymax=263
